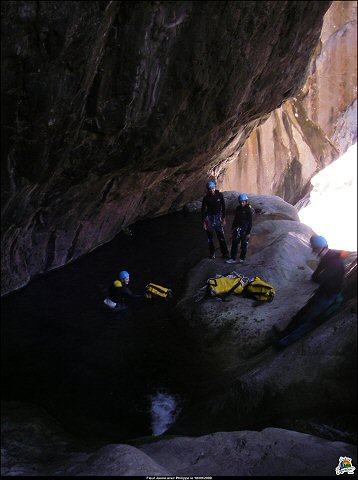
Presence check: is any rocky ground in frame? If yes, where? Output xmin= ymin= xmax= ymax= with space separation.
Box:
xmin=2 ymin=194 xmax=357 ymax=476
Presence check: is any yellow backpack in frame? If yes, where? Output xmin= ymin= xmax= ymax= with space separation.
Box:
xmin=207 ymin=273 xmax=248 ymax=299
xmin=243 ymin=276 xmax=275 ymax=302
xmin=145 ymin=283 xmax=172 ymax=300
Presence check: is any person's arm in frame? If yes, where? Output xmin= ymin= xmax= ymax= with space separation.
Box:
xmin=311 ymin=253 xmax=345 ymax=286
xmin=220 ymin=192 xmax=226 ymax=219
xmin=201 ymin=196 xmax=208 ymax=229
xmin=201 ymin=196 xmax=208 ymax=220
xmin=246 ymin=206 xmax=253 ymax=235
xmin=311 ymin=256 xmax=328 ymax=283
xmin=121 ymin=284 xmax=143 ymax=299
xmin=231 ymin=208 xmax=238 ymax=232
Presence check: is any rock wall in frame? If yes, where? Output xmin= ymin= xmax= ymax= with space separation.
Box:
xmin=221 ymin=0 xmax=357 ymax=204
xmin=1 ymin=1 xmax=332 ymax=295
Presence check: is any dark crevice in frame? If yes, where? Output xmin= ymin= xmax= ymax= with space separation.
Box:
xmin=45 ymin=230 xmax=56 ymax=270
xmin=66 ymin=224 xmax=83 ymax=262
xmin=99 ymin=178 xmax=116 ymax=204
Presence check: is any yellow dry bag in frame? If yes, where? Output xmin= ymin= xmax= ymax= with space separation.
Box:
xmin=145 ymin=283 xmax=172 ymax=300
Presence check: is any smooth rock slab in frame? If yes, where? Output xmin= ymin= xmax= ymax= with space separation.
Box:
xmin=139 ymin=428 xmax=357 ymax=477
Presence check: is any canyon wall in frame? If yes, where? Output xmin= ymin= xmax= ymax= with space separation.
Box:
xmin=1 ymin=1 xmax=333 ymax=294
xmin=221 ymin=1 xmax=357 ymax=204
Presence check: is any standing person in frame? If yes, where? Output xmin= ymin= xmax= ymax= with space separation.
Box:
xmin=226 ymin=193 xmax=253 ymax=264
xmin=272 ymin=235 xmax=345 ymax=349
xmin=201 ymin=181 xmax=230 ymax=259
xmin=104 ymin=270 xmax=144 ymax=311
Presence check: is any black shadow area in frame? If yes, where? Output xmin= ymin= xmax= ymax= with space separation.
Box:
xmin=1 ymin=211 xmax=218 ymax=442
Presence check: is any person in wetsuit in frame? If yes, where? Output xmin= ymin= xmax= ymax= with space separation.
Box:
xmin=104 ymin=270 xmax=144 ymax=311
xmin=226 ymin=193 xmax=253 ymax=264
xmin=272 ymin=235 xmax=345 ymax=349
xmin=201 ymin=180 xmax=230 ymax=259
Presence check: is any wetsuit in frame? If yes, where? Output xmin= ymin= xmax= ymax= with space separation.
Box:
xmin=230 ymin=204 xmax=253 ymax=261
xmin=105 ymin=280 xmax=143 ymax=310
xmin=276 ymin=249 xmax=345 ymax=347
xmin=201 ymin=190 xmax=229 ymax=257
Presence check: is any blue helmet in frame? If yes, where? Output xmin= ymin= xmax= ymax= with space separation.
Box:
xmin=119 ymin=270 xmax=130 ymax=280
xmin=310 ymin=235 xmax=328 ymax=249
xmin=207 ymin=181 xmax=216 ymax=188
xmin=238 ymin=193 xmax=248 ymax=202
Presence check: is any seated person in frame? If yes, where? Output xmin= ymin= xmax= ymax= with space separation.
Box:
xmin=272 ymin=235 xmax=345 ymax=349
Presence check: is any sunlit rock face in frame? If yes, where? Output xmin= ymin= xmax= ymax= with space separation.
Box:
xmin=303 ymin=1 xmax=357 ymax=150
xmin=221 ymin=0 xmax=357 ymax=203
xmin=298 ymin=143 xmax=357 ymax=252
xmin=1 ymin=1 xmax=331 ymax=295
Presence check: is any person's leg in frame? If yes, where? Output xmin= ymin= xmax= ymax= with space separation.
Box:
xmin=216 ymin=226 xmax=229 ymax=257
xmin=276 ymin=294 xmax=317 ymax=337
xmin=230 ymin=232 xmax=239 ymax=260
xmin=240 ymin=237 xmax=249 ymax=261
xmin=206 ymin=229 xmax=215 ymax=257
xmin=238 ymin=225 xmax=249 ymax=261
xmin=277 ymin=294 xmax=338 ymax=347
xmin=278 ymin=320 xmax=316 ymax=348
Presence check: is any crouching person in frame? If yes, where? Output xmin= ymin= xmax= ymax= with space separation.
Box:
xmin=104 ymin=270 xmax=144 ymax=311
xmin=272 ymin=235 xmax=345 ymax=349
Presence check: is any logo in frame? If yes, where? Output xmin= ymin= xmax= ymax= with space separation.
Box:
xmin=335 ymin=456 xmax=356 ymax=475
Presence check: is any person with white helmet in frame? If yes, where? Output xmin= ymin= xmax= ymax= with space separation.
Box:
xmin=201 ymin=180 xmax=230 ymax=259
xmin=104 ymin=270 xmax=143 ymax=311
xmin=226 ymin=193 xmax=253 ymax=264
xmin=272 ymin=234 xmax=346 ymax=349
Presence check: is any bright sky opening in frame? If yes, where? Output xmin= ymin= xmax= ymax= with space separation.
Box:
xmin=298 ymin=143 xmax=357 ymax=252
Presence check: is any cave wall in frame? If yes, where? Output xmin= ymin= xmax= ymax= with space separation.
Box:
xmin=1 ymin=1 xmax=331 ymax=295
xmin=221 ymin=1 xmax=357 ymax=203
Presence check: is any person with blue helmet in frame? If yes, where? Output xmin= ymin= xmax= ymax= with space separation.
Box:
xmin=104 ymin=270 xmax=144 ymax=311
xmin=201 ymin=180 xmax=230 ymax=259
xmin=226 ymin=193 xmax=253 ymax=264
xmin=119 ymin=270 xmax=130 ymax=280
xmin=272 ymin=234 xmax=346 ymax=349
xmin=310 ymin=235 xmax=328 ymax=250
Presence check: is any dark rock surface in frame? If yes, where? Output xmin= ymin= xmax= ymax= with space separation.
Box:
xmin=1 ymin=1 xmax=331 ymax=295
xmin=2 ymin=399 xmax=356 ymax=476
xmin=2 ymin=193 xmax=356 ymax=476
xmin=1 ymin=210 xmax=209 ymax=443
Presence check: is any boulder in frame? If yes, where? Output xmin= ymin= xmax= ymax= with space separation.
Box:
xmin=170 ymin=194 xmax=357 ymax=440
